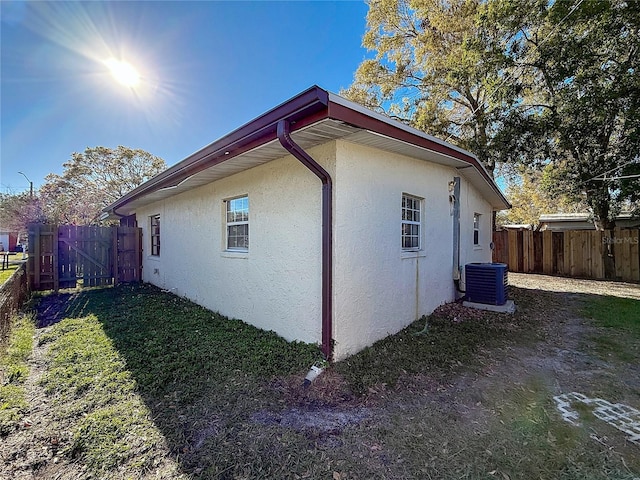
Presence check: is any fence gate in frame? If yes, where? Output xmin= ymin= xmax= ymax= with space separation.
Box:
xmin=28 ymin=224 xmax=142 ymax=291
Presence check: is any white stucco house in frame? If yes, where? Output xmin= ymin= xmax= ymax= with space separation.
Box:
xmin=104 ymin=86 xmax=510 ymax=361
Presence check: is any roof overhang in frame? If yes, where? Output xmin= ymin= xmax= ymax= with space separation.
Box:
xmin=104 ymin=86 xmax=510 ymax=218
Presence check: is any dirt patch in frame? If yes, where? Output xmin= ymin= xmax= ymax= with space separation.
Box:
xmin=0 ymin=327 xmax=88 ymax=480
xmin=252 ymin=406 xmax=369 ymax=433
xmin=2 ymin=275 xmax=639 ymax=479
xmin=509 ymin=272 xmax=640 ymax=299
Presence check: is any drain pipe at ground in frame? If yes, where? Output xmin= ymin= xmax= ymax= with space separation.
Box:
xmin=451 ymin=177 xmax=466 ymax=295
xmin=277 ymin=119 xmax=333 ymax=361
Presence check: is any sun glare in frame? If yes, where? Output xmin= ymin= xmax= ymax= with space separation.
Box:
xmin=104 ymin=58 xmax=140 ymax=88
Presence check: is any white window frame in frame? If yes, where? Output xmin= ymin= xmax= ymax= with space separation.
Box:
xmin=473 ymin=213 xmax=481 ymax=246
xmin=401 ymin=193 xmax=422 ymax=251
xmin=225 ymin=195 xmax=249 ymax=252
xmin=150 ymin=214 xmax=160 ymax=256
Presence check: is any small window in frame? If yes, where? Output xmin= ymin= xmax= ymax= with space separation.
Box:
xmin=226 ymin=196 xmax=249 ymax=251
xmin=473 ymin=213 xmax=481 ymax=246
xmin=150 ymin=215 xmax=160 ymax=256
xmin=401 ymin=194 xmax=422 ymax=250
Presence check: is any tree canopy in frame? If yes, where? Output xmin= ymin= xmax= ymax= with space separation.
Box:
xmin=486 ymin=0 xmax=640 ymax=229
xmin=343 ymin=0 xmax=510 ymax=176
xmin=496 ymin=166 xmax=587 ymax=227
xmin=39 ymin=146 xmax=166 ymax=225
xmin=0 ymin=192 xmax=46 ymax=236
xmin=345 ymin=0 xmax=640 ymax=229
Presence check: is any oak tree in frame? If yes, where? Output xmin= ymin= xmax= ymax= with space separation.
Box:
xmin=39 ymin=146 xmax=165 ymax=225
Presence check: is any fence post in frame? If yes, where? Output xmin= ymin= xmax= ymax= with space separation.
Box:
xmin=113 ymin=227 xmax=119 ymax=286
xmin=33 ymin=224 xmax=41 ymax=290
xmin=542 ymin=230 xmax=553 ymax=274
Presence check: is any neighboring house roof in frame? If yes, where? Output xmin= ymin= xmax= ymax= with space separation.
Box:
xmin=104 ymin=86 xmax=510 ymax=218
xmin=498 ymin=224 xmax=533 ymax=230
xmin=539 ymin=212 xmax=640 ymax=230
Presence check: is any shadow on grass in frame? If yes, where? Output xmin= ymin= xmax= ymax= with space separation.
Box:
xmin=34 ymin=283 xmax=323 ymax=477
xmin=31 ymin=281 xmax=640 ymax=479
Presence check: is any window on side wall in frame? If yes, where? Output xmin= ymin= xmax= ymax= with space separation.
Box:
xmin=226 ymin=195 xmax=249 ymax=251
xmin=150 ymin=214 xmax=160 ymax=256
xmin=473 ymin=213 xmax=481 ymax=246
xmin=401 ymin=193 xmax=422 ymax=251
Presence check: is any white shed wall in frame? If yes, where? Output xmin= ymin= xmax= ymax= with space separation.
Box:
xmin=136 ymin=142 xmax=336 ymax=345
xmin=134 ymin=137 xmax=495 ymax=361
xmin=331 ymin=140 xmax=492 ymax=360
xmin=459 ymin=175 xmax=494 ymax=270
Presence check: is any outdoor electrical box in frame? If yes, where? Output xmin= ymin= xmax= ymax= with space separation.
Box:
xmin=464 ymin=262 xmax=509 ymax=306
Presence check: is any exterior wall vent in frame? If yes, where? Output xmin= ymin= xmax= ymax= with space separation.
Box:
xmin=464 ymin=263 xmax=508 ymax=305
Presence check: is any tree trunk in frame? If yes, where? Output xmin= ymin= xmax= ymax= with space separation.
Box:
xmin=588 ymin=188 xmax=616 ymax=279
xmin=602 ymin=229 xmax=616 ymax=280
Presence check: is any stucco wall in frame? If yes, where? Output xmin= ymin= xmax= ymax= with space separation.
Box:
xmin=135 ymin=142 xmax=336 ymax=345
xmin=458 ymin=173 xmax=494 ymax=271
xmin=331 ymin=140 xmax=493 ymax=360
xmin=135 ymin=137 xmax=495 ymax=361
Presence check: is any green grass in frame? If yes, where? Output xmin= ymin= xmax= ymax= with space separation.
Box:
xmin=0 ymin=262 xmax=21 ymax=285
xmin=582 ymin=296 xmax=640 ymax=334
xmin=9 ymin=283 xmax=639 ymax=479
xmin=37 ymin=284 xmax=323 ymax=475
xmin=582 ymin=295 xmax=640 ymax=362
xmin=0 ymin=313 xmax=35 ymax=435
xmin=335 ymin=304 xmax=534 ymax=395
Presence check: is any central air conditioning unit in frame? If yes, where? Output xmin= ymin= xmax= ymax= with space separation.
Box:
xmin=464 ymin=262 xmax=508 ymax=305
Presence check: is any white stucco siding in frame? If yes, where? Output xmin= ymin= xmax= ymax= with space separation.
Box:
xmin=458 ymin=175 xmax=494 ymax=270
xmin=136 ymin=142 xmax=336 ymax=345
xmin=332 ymin=140 xmax=460 ymax=360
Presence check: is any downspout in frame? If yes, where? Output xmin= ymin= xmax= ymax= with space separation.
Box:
xmin=277 ymin=119 xmax=333 ymax=360
xmin=451 ymin=177 xmax=465 ymax=295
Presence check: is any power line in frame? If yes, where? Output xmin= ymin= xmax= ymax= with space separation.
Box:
xmin=592 ymin=174 xmax=640 ymax=181
xmin=588 ymin=156 xmax=640 ymax=182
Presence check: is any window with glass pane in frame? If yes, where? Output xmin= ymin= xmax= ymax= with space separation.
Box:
xmin=473 ymin=213 xmax=480 ymax=245
xmin=226 ymin=196 xmax=249 ymax=251
xmin=150 ymin=215 xmax=160 ymax=256
xmin=401 ymin=194 xmax=421 ymax=250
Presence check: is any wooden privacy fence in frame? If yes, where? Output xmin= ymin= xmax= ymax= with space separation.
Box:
xmin=493 ymin=228 xmax=640 ymax=282
xmin=28 ymin=224 xmax=142 ymax=291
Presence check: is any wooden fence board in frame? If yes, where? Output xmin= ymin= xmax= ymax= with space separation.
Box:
xmin=28 ymin=224 xmax=142 ymax=291
xmin=542 ymin=230 xmax=553 ymax=274
xmin=508 ymin=230 xmax=519 ymax=272
xmin=493 ymin=227 xmax=640 ymax=282
xmin=631 ymin=230 xmax=640 ymax=281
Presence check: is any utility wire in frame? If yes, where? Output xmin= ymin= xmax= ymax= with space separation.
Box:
xmin=588 ymin=156 xmax=640 ymax=182
xmin=592 ymin=174 xmax=640 ymax=181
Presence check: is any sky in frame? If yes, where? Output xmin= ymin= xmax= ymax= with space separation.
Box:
xmin=0 ymin=0 xmax=370 ymax=194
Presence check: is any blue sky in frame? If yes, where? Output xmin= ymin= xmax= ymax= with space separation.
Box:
xmin=1 ymin=0 xmax=370 ymax=193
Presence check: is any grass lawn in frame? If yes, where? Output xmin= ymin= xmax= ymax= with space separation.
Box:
xmin=2 ymin=280 xmax=639 ymax=479
xmin=0 ymin=261 xmax=22 ymax=285
xmin=0 ymin=313 xmax=35 ymax=435
xmin=582 ymin=295 xmax=640 ymax=362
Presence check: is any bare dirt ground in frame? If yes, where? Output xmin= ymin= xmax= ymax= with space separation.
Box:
xmin=505 ymin=273 xmax=640 ymax=398
xmin=2 ymin=273 xmax=639 ymax=479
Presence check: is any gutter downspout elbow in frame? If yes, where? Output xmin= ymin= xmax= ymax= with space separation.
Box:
xmin=277 ymin=120 xmax=333 ymax=360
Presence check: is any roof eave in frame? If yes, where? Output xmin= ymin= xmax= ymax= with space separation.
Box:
xmin=104 ymin=86 xmax=510 ymax=217
xmin=326 ymin=93 xmax=510 ymax=210
xmin=104 ymin=85 xmax=330 ymax=218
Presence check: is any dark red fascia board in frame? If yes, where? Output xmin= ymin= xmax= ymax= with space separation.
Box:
xmin=107 ymin=85 xmax=507 ymax=213
xmin=326 ymin=100 xmax=508 ymax=206
xmin=107 ymin=86 xmax=331 ymax=213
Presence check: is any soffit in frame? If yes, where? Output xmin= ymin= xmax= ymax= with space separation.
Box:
xmin=119 ymin=118 xmax=507 ymax=215
xmin=120 ymin=120 xmax=360 ymax=214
